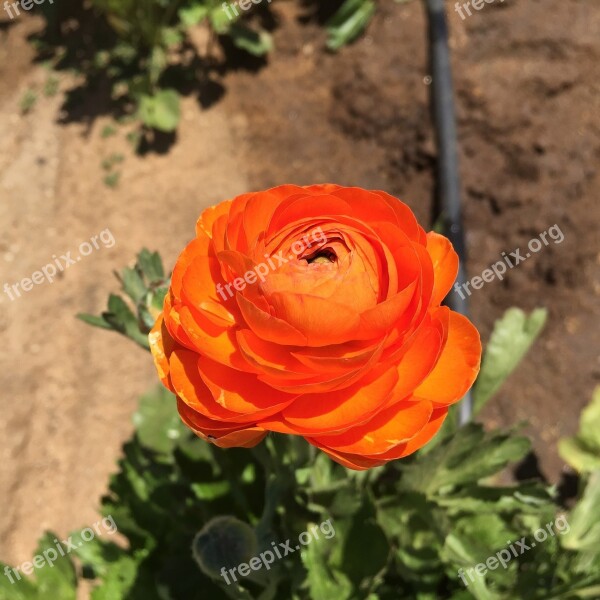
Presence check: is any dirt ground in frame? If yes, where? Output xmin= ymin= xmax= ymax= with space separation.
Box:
xmin=1 ymin=0 xmax=599 ymax=577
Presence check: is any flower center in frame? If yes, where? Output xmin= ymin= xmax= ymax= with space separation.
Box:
xmin=305 ymin=248 xmax=337 ymax=264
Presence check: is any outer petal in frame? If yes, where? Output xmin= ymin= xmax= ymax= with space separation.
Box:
xmin=264 ymin=365 xmax=398 ymax=434
xmin=309 ymin=406 xmax=448 ymax=469
xmin=196 ymin=200 xmax=232 ymax=238
xmin=197 ymin=355 xmax=297 ymax=416
xmin=414 ymin=311 xmax=482 ymax=405
xmin=170 ymin=348 xmax=266 ymax=423
xmin=311 ymin=399 xmax=433 ymax=455
xmin=426 ymin=231 xmax=459 ymax=307
xmin=149 ymin=314 xmax=175 ymax=390
xmin=179 ymin=397 xmax=267 ymax=448
xmin=375 ymin=407 xmax=449 ymax=459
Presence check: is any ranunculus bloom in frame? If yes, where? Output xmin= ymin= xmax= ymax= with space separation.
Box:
xmin=150 ymin=185 xmax=481 ymax=470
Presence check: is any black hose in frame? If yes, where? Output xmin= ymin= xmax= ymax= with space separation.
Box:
xmin=424 ymin=0 xmax=473 ymax=425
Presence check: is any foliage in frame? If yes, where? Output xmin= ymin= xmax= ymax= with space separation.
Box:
xmin=0 ymin=534 xmax=77 ymax=600
xmin=77 ymin=248 xmax=168 ymax=349
xmin=28 ymin=0 xmax=388 ymax=146
xmin=559 ymin=387 xmax=600 ymax=474
xmin=326 ymin=0 xmax=376 ymax=52
xmin=472 ymin=308 xmax=547 ymax=415
xmin=33 ymin=0 xmax=272 ymax=139
xmin=5 ymin=251 xmax=597 ymax=599
xmin=4 ymin=385 xmax=600 ymax=599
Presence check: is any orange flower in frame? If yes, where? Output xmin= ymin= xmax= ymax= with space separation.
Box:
xmin=150 ymin=185 xmax=481 ymax=470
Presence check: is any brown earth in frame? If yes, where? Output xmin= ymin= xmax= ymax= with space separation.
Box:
xmin=0 ymin=0 xmax=599 ymax=584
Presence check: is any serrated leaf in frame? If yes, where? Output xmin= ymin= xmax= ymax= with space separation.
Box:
xmin=137 ymin=248 xmax=165 ymax=282
xmin=104 ymin=294 xmax=149 ymax=348
xmin=473 ymin=308 xmax=547 ymax=414
xmin=399 ymin=424 xmax=530 ymax=497
xmin=433 ymin=483 xmax=554 ymax=516
xmin=121 ymin=267 xmax=146 ymax=303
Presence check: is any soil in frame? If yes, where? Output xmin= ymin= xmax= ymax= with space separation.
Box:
xmin=1 ymin=0 xmax=599 ymax=582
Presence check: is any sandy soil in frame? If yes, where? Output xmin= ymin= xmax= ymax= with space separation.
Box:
xmin=0 ymin=15 xmax=250 ymax=568
xmin=0 ymin=0 xmax=599 ymax=580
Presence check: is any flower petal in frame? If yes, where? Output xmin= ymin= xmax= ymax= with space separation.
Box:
xmin=414 ymin=311 xmax=482 ymax=405
xmin=426 ymin=231 xmax=459 ymax=307
xmin=311 ymin=399 xmax=433 ymax=455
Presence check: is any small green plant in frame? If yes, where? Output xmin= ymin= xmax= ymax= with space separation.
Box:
xmin=326 ymin=0 xmax=376 ymax=51
xmin=19 ymin=89 xmax=38 ymax=114
xmin=43 ymin=75 xmax=60 ymax=97
xmin=101 ymin=153 xmax=125 ymax=170
xmin=101 ymin=124 xmax=118 ymax=138
xmin=37 ymin=0 xmax=273 ymax=137
xmin=103 ymin=171 xmax=121 ymax=188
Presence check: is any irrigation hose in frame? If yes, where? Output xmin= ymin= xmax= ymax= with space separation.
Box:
xmin=424 ymin=0 xmax=473 ymax=425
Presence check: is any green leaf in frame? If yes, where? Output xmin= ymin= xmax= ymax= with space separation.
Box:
xmin=137 ymin=248 xmax=165 ymax=281
xmin=132 ymin=385 xmax=187 ymax=458
xmin=559 ymin=387 xmax=600 ymax=473
xmin=139 ymin=285 xmax=168 ymax=329
xmin=341 ymin=496 xmax=389 ymax=585
xmin=400 ymin=424 xmax=531 ymax=497
xmin=301 ymin=528 xmax=352 ymax=600
xmin=138 ymin=89 xmax=181 ymax=133
xmin=20 ymin=89 xmax=37 ymax=114
xmin=0 ymin=533 xmax=79 ymax=600
xmin=89 ymin=551 xmax=153 ymax=600
xmin=433 ymin=483 xmax=554 ymax=516
xmin=179 ymin=4 xmax=209 ymax=27
xmin=473 ymin=308 xmax=547 ymax=414
xmin=326 ymin=0 xmax=376 ymax=51
xmin=148 ymin=47 xmax=167 ymax=87
xmin=209 ymin=5 xmax=237 ymax=33
xmin=162 ymin=27 xmax=183 ymax=48
xmin=78 ymin=249 xmax=168 ymax=349
xmin=191 ymin=480 xmax=231 ymax=501
xmin=33 ymin=534 xmax=78 ymax=600
xmin=121 ymin=267 xmax=147 ymax=304
xmin=0 ymin=564 xmax=37 ymax=599
xmin=104 ymin=294 xmax=149 ymax=349
xmin=76 ymin=313 xmax=112 ymax=330
xmin=562 ymin=471 xmax=600 ymax=554
xmin=103 ymin=172 xmax=120 ymax=188
xmin=228 ymin=23 xmax=273 ymax=56
xmin=70 ymin=532 xmax=124 ymax=578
